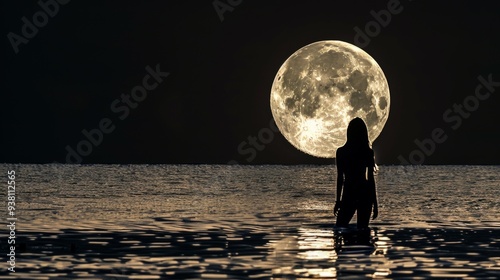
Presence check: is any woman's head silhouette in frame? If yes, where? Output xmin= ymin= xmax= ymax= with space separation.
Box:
xmin=346 ymin=117 xmax=370 ymax=149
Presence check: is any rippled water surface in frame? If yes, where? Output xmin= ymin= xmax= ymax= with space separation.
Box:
xmin=1 ymin=164 xmax=500 ymax=279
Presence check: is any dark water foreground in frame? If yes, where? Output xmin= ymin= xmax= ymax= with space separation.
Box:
xmin=2 ymin=164 xmax=500 ymax=279
xmin=2 ymin=217 xmax=500 ymax=279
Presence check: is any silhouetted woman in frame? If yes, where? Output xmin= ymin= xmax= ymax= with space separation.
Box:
xmin=334 ymin=117 xmax=378 ymax=229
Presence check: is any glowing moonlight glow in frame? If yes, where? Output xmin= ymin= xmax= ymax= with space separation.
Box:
xmin=270 ymin=40 xmax=390 ymax=158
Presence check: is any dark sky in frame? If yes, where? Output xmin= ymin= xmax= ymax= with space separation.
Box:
xmin=2 ymin=0 xmax=500 ymax=164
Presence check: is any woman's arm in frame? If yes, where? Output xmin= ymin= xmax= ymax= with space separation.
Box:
xmin=367 ymin=156 xmax=378 ymax=220
xmin=335 ymin=149 xmax=344 ymax=202
xmin=336 ymin=166 xmax=344 ymax=202
xmin=334 ymin=150 xmax=344 ymax=216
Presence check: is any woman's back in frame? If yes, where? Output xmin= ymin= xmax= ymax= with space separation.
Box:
xmin=337 ymin=146 xmax=373 ymax=184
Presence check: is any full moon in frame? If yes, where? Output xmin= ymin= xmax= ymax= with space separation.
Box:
xmin=270 ymin=40 xmax=390 ymax=158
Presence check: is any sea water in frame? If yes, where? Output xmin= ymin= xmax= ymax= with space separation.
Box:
xmin=1 ymin=164 xmax=499 ymax=279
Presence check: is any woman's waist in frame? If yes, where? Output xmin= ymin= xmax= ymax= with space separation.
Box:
xmin=344 ymin=179 xmax=368 ymax=186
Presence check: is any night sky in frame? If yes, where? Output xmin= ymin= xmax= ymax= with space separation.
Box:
xmin=3 ymin=0 xmax=500 ymax=165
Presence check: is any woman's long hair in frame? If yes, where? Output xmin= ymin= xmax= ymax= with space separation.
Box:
xmin=345 ymin=117 xmax=371 ymax=152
